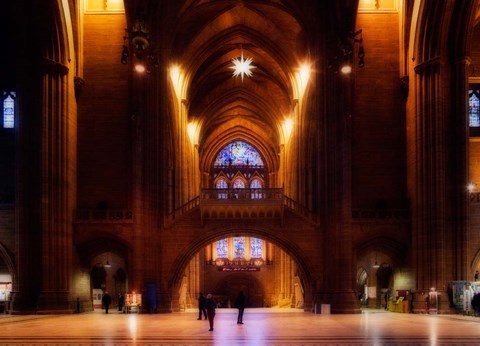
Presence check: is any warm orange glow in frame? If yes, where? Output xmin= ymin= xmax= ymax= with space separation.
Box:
xmin=187 ymin=122 xmax=198 ymax=145
xmin=169 ymin=64 xmax=184 ymax=98
xmin=340 ymin=64 xmax=352 ymax=74
xmin=295 ymin=63 xmax=311 ymax=98
xmin=282 ymin=117 xmax=293 ymax=143
xmin=134 ymin=63 xmax=146 ymax=73
xmin=468 ymin=182 xmax=476 ymax=193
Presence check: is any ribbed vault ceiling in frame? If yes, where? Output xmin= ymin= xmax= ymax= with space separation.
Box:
xmin=164 ymin=0 xmax=308 ymax=159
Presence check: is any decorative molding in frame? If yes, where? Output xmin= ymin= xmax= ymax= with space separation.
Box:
xmin=74 ymin=77 xmax=85 ymax=100
xmin=42 ymin=58 xmax=69 ymax=76
xmin=414 ymin=56 xmax=442 ymax=75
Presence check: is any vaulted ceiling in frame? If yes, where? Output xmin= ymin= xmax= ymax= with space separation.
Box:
xmin=124 ymin=0 xmax=357 ymax=164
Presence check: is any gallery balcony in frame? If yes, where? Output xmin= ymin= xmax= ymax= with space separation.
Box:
xmin=199 ymin=188 xmax=285 ymax=224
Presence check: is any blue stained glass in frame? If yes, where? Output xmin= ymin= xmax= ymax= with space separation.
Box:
xmin=234 ymin=237 xmax=245 ymax=258
xmin=216 ymin=179 xmax=228 ymax=189
xmin=250 ymin=178 xmax=263 ymax=199
xmin=470 ymin=91 xmax=480 ymax=127
xmin=216 ymin=239 xmax=228 ymax=258
xmin=216 ymin=179 xmax=228 ymax=199
xmin=250 ymin=179 xmax=262 ymax=188
xmin=214 ymin=141 xmax=264 ymax=167
xmin=251 ymin=238 xmax=263 ymax=258
xmin=3 ymin=93 xmax=15 ymax=128
xmin=232 ymin=179 xmax=245 ymax=189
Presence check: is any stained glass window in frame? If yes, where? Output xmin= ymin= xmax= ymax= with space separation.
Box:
xmin=232 ymin=179 xmax=245 ymax=189
xmin=469 ymin=90 xmax=480 ymax=127
xmin=234 ymin=237 xmax=245 ymax=258
xmin=216 ymin=239 xmax=228 ymax=258
xmin=250 ymin=178 xmax=263 ymax=199
xmin=215 ymin=179 xmax=228 ymax=199
xmin=251 ymin=238 xmax=263 ymax=258
xmin=214 ymin=141 xmax=264 ymax=167
xmin=3 ymin=92 xmax=15 ymax=129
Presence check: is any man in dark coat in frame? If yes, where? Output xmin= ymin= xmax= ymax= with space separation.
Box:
xmin=234 ymin=291 xmax=246 ymax=324
xmin=197 ymin=292 xmax=207 ymax=320
xmin=205 ymin=294 xmax=216 ymax=331
xmin=102 ymin=291 xmax=112 ymax=314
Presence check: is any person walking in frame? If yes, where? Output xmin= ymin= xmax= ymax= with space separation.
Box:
xmin=197 ymin=292 xmax=207 ymax=320
xmin=205 ymin=293 xmax=216 ymax=331
xmin=234 ymin=291 xmax=246 ymax=324
xmin=102 ymin=291 xmax=112 ymax=314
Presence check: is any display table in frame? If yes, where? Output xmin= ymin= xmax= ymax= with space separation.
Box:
xmin=388 ymin=300 xmax=409 ymax=313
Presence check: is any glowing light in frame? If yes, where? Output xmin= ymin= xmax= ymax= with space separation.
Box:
xmin=134 ymin=63 xmax=146 ymax=73
xmin=468 ymin=182 xmax=476 ymax=193
xmin=187 ymin=122 xmax=198 ymax=145
xmin=340 ymin=64 xmax=352 ymax=74
xmin=282 ymin=118 xmax=293 ymax=143
xmin=296 ymin=63 xmax=311 ymax=97
xmin=299 ymin=64 xmax=310 ymax=88
xmin=169 ymin=64 xmax=184 ymax=98
xmin=230 ymin=53 xmax=255 ymax=81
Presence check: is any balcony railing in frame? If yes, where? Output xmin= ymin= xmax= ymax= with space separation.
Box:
xmin=73 ymin=209 xmax=133 ymax=223
xmin=200 ymin=188 xmax=284 ymax=201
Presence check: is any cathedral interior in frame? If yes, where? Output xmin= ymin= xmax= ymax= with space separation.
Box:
xmin=1 ymin=0 xmax=480 ymax=316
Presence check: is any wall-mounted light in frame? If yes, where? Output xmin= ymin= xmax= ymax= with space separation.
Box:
xmin=467 ymin=182 xmax=477 ymax=193
xmin=121 ymin=8 xmax=158 ymax=74
xmin=372 ymin=252 xmax=380 ymax=268
xmin=104 ymin=252 xmax=111 ymax=268
xmin=328 ymin=29 xmax=365 ymax=75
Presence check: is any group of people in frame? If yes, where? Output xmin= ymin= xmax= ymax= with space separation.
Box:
xmin=101 ymin=292 xmax=124 ymax=314
xmin=197 ymin=291 xmax=246 ymax=331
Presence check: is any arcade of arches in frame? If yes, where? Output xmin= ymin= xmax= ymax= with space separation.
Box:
xmin=2 ymin=0 xmax=480 ymax=315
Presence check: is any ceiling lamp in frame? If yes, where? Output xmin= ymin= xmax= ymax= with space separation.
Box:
xmin=121 ymin=8 xmax=158 ymax=74
xmin=230 ymin=52 xmax=255 ymax=82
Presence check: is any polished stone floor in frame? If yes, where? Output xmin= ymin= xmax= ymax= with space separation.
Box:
xmin=1 ymin=308 xmax=480 ymax=345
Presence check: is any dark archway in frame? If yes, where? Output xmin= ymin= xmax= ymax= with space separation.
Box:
xmin=167 ymin=226 xmax=315 ymax=312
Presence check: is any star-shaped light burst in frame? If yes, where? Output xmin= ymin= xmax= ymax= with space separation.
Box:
xmin=229 ymin=53 xmax=255 ymax=81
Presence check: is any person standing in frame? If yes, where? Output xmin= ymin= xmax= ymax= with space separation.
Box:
xmin=234 ymin=291 xmax=246 ymax=324
xmin=197 ymin=292 xmax=207 ymax=320
xmin=205 ymin=294 xmax=216 ymax=331
xmin=118 ymin=293 xmax=124 ymax=312
xmin=102 ymin=291 xmax=112 ymax=314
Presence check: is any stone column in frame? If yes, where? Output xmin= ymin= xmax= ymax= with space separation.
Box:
xmin=36 ymin=58 xmax=76 ymax=313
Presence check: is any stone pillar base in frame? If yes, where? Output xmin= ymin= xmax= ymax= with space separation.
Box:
xmin=37 ymin=291 xmax=74 ymax=314
xmin=315 ymin=290 xmax=361 ymax=314
xmin=7 ymin=291 xmax=37 ymax=315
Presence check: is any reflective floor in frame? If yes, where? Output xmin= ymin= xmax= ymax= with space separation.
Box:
xmin=1 ymin=308 xmax=480 ymax=345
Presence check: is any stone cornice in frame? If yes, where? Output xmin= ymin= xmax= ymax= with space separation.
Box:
xmin=42 ymin=57 xmax=69 ymax=76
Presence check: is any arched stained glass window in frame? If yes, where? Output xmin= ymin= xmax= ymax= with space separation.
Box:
xmin=250 ymin=179 xmax=263 ymax=188
xmin=3 ymin=92 xmax=15 ymax=129
xmin=215 ymin=179 xmax=228 ymax=199
xmin=214 ymin=141 xmax=264 ymax=167
xmin=216 ymin=179 xmax=228 ymax=188
xmin=234 ymin=237 xmax=245 ymax=257
xmin=250 ymin=178 xmax=263 ymax=199
xmin=251 ymin=238 xmax=263 ymax=258
xmin=216 ymin=239 xmax=228 ymax=258
xmin=232 ymin=179 xmax=245 ymax=189
xmin=469 ymin=90 xmax=480 ymax=127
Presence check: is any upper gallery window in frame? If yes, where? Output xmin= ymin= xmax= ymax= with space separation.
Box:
xmin=2 ymin=92 xmax=15 ymax=129
xmin=469 ymin=89 xmax=480 ymax=128
xmin=214 ymin=140 xmax=264 ymax=167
